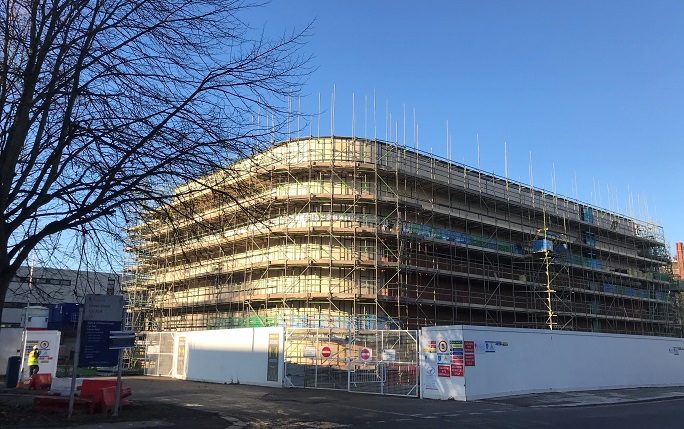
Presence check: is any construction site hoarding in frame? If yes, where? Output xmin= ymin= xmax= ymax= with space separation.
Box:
xmin=421 ymin=325 xmax=684 ymax=400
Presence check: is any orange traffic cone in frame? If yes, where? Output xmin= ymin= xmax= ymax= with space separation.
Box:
xmin=16 ymin=370 xmax=25 ymax=388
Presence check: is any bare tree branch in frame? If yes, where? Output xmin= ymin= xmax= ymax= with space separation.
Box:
xmin=0 ymin=0 xmax=311 ymax=321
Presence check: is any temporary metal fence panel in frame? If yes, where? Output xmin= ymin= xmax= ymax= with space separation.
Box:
xmin=350 ymin=330 xmax=419 ymax=396
xmin=283 ymin=328 xmax=349 ymax=390
xmin=144 ymin=332 xmax=175 ymax=376
xmin=283 ymin=328 xmax=419 ymax=397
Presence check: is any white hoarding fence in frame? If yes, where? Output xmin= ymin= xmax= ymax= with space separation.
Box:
xmin=144 ymin=327 xmax=283 ymax=388
xmin=421 ymin=325 xmax=684 ymax=401
xmin=20 ymin=330 xmax=61 ymax=381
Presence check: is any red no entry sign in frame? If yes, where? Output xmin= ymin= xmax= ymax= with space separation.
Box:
xmin=359 ymin=347 xmax=372 ymax=362
xmin=321 ymin=346 xmax=332 ymax=358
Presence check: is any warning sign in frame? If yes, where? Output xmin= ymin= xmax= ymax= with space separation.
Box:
xmin=438 ymin=340 xmax=448 ymax=353
xmin=464 ymin=354 xmax=475 ymax=366
xmin=438 ymin=365 xmax=451 ymax=377
xmin=464 ymin=341 xmax=474 ymax=353
xmin=359 ymin=347 xmax=372 ymax=362
xmin=451 ymin=364 xmax=464 ymax=376
xmin=321 ymin=346 xmax=332 ymax=358
xmin=437 ymin=354 xmax=450 ymax=363
xmin=382 ymin=349 xmax=396 ymax=361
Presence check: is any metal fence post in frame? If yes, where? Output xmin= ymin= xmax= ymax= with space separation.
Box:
xmin=347 ymin=326 xmax=352 ymax=392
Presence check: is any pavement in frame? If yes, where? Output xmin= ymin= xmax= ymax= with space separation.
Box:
xmin=488 ymin=385 xmax=684 ymax=407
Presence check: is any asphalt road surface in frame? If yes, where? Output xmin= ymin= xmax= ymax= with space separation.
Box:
xmin=118 ymin=377 xmax=684 ymax=429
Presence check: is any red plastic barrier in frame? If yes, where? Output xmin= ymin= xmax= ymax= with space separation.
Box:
xmin=78 ymin=379 xmax=132 ymax=414
xmin=29 ymin=373 xmax=52 ymax=390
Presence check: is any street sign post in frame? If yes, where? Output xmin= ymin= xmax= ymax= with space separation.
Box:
xmin=72 ymin=295 xmax=124 ymax=418
xmin=108 ymin=329 xmax=135 ymax=416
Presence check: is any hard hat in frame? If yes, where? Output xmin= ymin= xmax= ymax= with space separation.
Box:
xmin=33 ymin=345 xmax=38 ymax=350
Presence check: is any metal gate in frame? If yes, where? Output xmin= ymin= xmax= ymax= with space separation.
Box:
xmin=144 ymin=332 xmax=175 ymax=376
xmin=283 ymin=328 xmax=419 ymax=397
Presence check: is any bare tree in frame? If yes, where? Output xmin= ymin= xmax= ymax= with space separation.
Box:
xmin=0 ymin=0 xmax=310 ymax=323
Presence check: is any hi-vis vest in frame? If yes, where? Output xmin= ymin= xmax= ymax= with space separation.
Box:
xmin=28 ymin=350 xmax=39 ymax=366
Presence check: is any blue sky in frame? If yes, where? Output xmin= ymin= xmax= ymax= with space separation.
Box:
xmin=249 ymin=1 xmax=684 ymax=254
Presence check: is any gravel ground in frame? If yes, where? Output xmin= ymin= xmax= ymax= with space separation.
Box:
xmin=0 ymin=388 xmax=231 ymax=429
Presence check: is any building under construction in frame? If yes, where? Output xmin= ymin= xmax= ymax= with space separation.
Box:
xmin=124 ymin=136 xmax=678 ymax=340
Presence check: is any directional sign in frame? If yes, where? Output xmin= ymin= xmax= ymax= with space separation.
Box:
xmin=359 ymin=347 xmax=372 ymax=362
xmin=321 ymin=346 xmax=332 ymax=358
xmin=109 ymin=331 xmax=135 ymax=350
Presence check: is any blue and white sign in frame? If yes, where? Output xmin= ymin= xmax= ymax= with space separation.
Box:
xmin=79 ymin=295 xmax=124 ymax=367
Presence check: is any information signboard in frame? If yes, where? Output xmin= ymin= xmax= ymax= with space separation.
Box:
xmin=266 ymin=333 xmax=279 ymax=382
xmin=84 ymin=295 xmax=123 ymax=321
xmin=79 ymin=295 xmax=123 ymax=367
xmin=80 ymin=320 xmax=121 ymax=367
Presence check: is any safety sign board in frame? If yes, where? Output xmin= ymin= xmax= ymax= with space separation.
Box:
xmin=438 ymin=340 xmax=448 ymax=353
xmin=359 ymin=347 xmax=372 ymax=362
xmin=382 ymin=349 xmax=396 ymax=361
xmin=267 ymin=333 xmax=280 ymax=382
xmin=303 ymin=346 xmax=316 ymax=357
xmin=321 ymin=346 xmax=332 ymax=358
xmin=438 ymin=365 xmax=451 ymax=377
xmin=485 ymin=340 xmax=509 ymax=353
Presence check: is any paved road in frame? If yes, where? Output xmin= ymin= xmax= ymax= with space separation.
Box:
xmin=121 ymin=377 xmax=684 ymax=428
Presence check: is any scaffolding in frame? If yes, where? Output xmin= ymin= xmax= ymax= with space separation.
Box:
xmin=123 ymin=136 xmax=678 ymax=366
